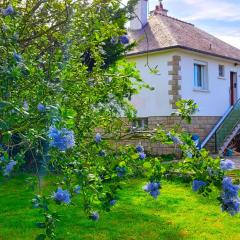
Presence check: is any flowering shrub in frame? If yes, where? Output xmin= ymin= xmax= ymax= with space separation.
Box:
xmin=220 ymin=159 xmax=235 ymax=171
xmin=53 ymin=188 xmax=71 ymax=204
xmin=192 ymin=180 xmax=207 ymax=192
xmin=48 ymin=127 xmax=75 ymax=151
xmin=144 ymin=182 xmax=161 ymax=199
xmin=0 ymin=1 xmax=239 ymax=239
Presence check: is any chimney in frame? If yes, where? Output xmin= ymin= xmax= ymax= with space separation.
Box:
xmin=153 ymin=1 xmax=168 ymax=16
xmin=130 ymin=0 xmax=148 ymax=31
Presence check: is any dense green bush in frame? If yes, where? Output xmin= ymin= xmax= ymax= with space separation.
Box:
xmin=0 ymin=1 xmax=239 ymax=239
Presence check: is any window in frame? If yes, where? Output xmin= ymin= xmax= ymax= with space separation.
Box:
xmin=194 ymin=61 xmax=208 ymax=90
xmin=132 ymin=118 xmax=148 ymax=130
xmin=218 ymin=65 xmax=225 ymax=78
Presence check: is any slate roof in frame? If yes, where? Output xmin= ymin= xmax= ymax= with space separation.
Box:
xmin=128 ymin=13 xmax=240 ymax=62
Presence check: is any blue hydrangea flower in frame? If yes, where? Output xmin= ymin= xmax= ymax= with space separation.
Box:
xmin=119 ymin=35 xmax=129 ymax=44
xmin=53 ymin=188 xmax=71 ymax=204
xmin=221 ymin=177 xmax=240 ymax=215
xmin=90 ymin=212 xmax=99 ymax=221
xmin=139 ymin=152 xmax=146 ymax=160
xmin=136 ymin=145 xmax=144 ymax=153
xmin=2 ymin=5 xmax=14 ymax=16
xmin=0 ymin=156 xmax=5 ymax=162
xmin=48 ymin=127 xmax=75 ymax=151
xmin=222 ymin=199 xmax=240 ymax=216
xmin=220 ymin=159 xmax=235 ymax=171
xmin=13 ymin=52 xmax=22 ymax=62
xmin=37 ymin=103 xmax=45 ymax=112
xmin=110 ymin=199 xmax=117 ymax=206
xmin=143 ymin=182 xmax=161 ymax=199
xmin=192 ymin=180 xmax=207 ymax=192
xmin=95 ymin=133 xmax=102 ymax=143
xmin=222 ymin=177 xmax=239 ymax=199
xmin=74 ymin=185 xmax=81 ymax=194
xmin=116 ymin=166 xmax=126 ymax=177
xmin=3 ymin=160 xmax=17 ymax=176
xmin=98 ymin=150 xmax=106 ymax=157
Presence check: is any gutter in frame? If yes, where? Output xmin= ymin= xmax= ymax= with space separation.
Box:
xmin=127 ymin=45 xmax=240 ymax=63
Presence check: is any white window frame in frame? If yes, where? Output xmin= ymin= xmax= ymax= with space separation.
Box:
xmin=193 ymin=60 xmax=208 ymax=91
xmin=218 ymin=64 xmax=225 ymax=78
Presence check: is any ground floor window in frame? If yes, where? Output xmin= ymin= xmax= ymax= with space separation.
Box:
xmin=132 ymin=118 xmax=148 ymax=130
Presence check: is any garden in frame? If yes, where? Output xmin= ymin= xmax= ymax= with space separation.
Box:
xmin=1 ymin=1 xmax=240 ymax=239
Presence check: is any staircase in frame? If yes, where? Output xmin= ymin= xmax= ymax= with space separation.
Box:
xmin=201 ymin=99 xmax=240 ymax=154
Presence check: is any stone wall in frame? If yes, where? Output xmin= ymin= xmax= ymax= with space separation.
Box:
xmin=168 ymin=55 xmax=182 ymax=109
xmin=119 ymin=116 xmax=220 ymax=156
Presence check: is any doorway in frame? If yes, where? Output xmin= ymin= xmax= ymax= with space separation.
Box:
xmin=230 ymin=72 xmax=237 ymax=106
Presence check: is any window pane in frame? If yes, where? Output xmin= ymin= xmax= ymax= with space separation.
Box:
xmin=194 ymin=64 xmax=203 ymax=88
xmin=219 ymin=65 xmax=224 ymax=77
xmin=194 ymin=64 xmax=198 ymax=86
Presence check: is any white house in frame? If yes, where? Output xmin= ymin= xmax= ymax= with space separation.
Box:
xmin=126 ymin=0 xmax=240 ymax=155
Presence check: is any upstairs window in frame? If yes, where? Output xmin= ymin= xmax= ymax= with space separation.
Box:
xmin=194 ymin=61 xmax=208 ymax=90
xmin=218 ymin=65 xmax=225 ymax=78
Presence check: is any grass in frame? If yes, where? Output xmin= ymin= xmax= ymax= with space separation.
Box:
xmin=1 ymin=175 xmax=240 ymax=240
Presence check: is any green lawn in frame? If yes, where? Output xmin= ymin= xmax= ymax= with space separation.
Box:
xmin=1 ymin=175 xmax=240 ymax=240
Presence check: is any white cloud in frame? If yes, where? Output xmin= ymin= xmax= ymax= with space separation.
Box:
xmin=180 ymin=0 xmax=240 ymax=21
xmin=216 ymin=35 xmax=240 ymax=49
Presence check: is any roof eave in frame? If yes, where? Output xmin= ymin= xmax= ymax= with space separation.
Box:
xmin=127 ymin=45 xmax=240 ymax=63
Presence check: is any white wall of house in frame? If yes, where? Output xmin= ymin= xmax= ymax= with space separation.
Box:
xmin=180 ymin=51 xmax=240 ymax=116
xmin=128 ymin=51 xmax=174 ymax=117
xmin=128 ymin=50 xmax=240 ymax=118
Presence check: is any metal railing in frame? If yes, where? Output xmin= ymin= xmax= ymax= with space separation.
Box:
xmin=201 ymin=106 xmax=233 ymax=149
xmin=215 ymin=99 xmax=240 ymax=151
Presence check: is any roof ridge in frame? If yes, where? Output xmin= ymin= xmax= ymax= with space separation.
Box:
xmin=150 ymin=13 xmax=194 ymax=27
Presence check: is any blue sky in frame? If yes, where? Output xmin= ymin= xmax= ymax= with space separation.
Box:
xmin=123 ymin=0 xmax=240 ymax=49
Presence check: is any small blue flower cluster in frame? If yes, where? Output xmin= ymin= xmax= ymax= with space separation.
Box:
xmin=95 ymin=133 xmax=102 ymax=143
xmin=4 ymin=160 xmax=17 ymax=176
xmin=48 ymin=127 xmax=75 ymax=151
xmin=221 ymin=177 xmax=240 ymax=216
xmin=53 ymin=188 xmax=71 ymax=204
xmin=90 ymin=212 xmax=99 ymax=221
xmin=119 ymin=35 xmax=129 ymax=45
xmin=144 ymin=182 xmax=161 ymax=199
xmin=136 ymin=145 xmax=144 ymax=153
xmin=37 ymin=103 xmax=45 ymax=112
xmin=2 ymin=5 xmax=14 ymax=16
xmin=110 ymin=199 xmax=117 ymax=206
xmin=136 ymin=144 xmax=146 ymax=160
xmin=116 ymin=166 xmax=126 ymax=177
xmin=192 ymin=180 xmax=207 ymax=192
xmin=220 ymin=159 xmax=235 ymax=171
